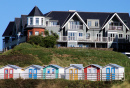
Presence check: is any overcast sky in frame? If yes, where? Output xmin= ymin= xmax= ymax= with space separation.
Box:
xmin=0 ymin=0 xmax=130 ymax=50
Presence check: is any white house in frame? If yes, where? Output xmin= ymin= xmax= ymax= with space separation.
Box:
xmin=102 ymin=63 xmax=125 ymax=81
xmin=0 ymin=64 xmax=22 ymax=79
xmin=65 ymin=64 xmax=84 ymax=80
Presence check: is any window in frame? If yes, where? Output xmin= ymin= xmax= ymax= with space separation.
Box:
xmin=126 ymin=35 xmax=130 ymax=39
xmin=88 ymin=69 xmax=91 ymax=73
xmin=41 ymin=18 xmax=43 ymax=25
xmin=47 ymin=69 xmax=50 ymax=74
xmin=35 ymin=31 xmax=39 ymax=36
xmin=50 ymin=21 xmax=57 ymax=26
xmin=79 ymin=44 xmax=83 ymax=47
xmin=36 ymin=18 xmax=39 ymax=25
xmin=86 ymin=33 xmax=90 ymax=39
xmin=52 ymin=69 xmax=55 ymax=74
xmin=86 ymin=44 xmax=90 ymax=48
xmin=75 ymin=69 xmax=78 ymax=74
xmin=79 ymin=33 xmax=83 ymax=37
xmin=5 ymin=70 xmax=8 ymax=74
xmin=34 ymin=69 xmax=36 ymax=74
xmin=119 ymin=34 xmax=123 ymax=38
xmin=29 ymin=31 xmax=32 ymax=36
xmin=30 ymin=18 xmax=33 ymax=25
xmin=95 ymin=21 xmax=98 ymax=27
xmin=88 ymin=21 xmax=91 ymax=27
xmin=10 ymin=69 xmax=13 ymax=74
xmin=57 ymin=32 xmax=61 ymax=37
xmin=93 ymin=69 xmax=96 ymax=73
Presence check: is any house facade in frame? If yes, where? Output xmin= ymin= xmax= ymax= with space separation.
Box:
xmin=2 ymin=6 xmax=130 ymax=51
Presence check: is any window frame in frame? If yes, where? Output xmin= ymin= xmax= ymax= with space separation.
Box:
xmin=86 ymin=33 xmax=90 ymax=39
xmin=35 ymin=31 xmax=39 ymax=36
xmin=30 ymin=18 xmax=33 ymax=25
xmin=119 ymin=34 xmax=123 ymax=38
xmin=79 ymin=32 xmax=83 ymax=37
xmin=36 ymin=18 xmax=39 ymax=25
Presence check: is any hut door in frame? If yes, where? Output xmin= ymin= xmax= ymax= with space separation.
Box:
xmin=4 ymin=69 xmax=8 ymax=79
xmin=69 ymin=69 xmax=73 ymax=80
xmin=106 ymin=68 xmax=110 ymax=80
xmin=33 ymin=69 xmax=37 ymax=79
xmin=74 ymin=69 xmax=78 ymax=80
xmin=111 ymin=68 xmax=115 ymax=80
xmin=29 ymin=69 xmax=32 ymax=79
xmin=9 ymin=69 xmax=13 ymax=78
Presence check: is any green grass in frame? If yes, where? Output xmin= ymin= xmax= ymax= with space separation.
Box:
xmin=1 ymin=43 xmax=130 ymax=80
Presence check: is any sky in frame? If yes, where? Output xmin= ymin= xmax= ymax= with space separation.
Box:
xmin=0 ymin=0 xmax=130 ymax=50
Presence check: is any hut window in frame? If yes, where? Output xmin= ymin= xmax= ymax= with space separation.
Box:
xmin=47 ymin=69 xmax=50 ymax=74
xmin=75 ymin=69 xmax=78 ymax=74
xmin=34 ymin=69 xmax=36 ymax=74
xmin=5 ymin=70 xmax=8 ymax=74
xmin=10 ymin=69 xmax=13 ymax=74
xmin=52 ymin=69 xmax=55 ymax=74
xmin=88 ymin=69 xmax=91 ymax=73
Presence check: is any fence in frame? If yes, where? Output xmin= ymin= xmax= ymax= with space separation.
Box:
xmin=0 ymin=73 xmax=124 ymax=81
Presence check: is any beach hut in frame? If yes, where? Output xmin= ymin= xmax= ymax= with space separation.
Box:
xmin=65 ymin=64 xmax=84 ymax=80
xmin=84 ymin=64 xmax=102 ymax=81
xmin=0 ymin=64 xmax=22 ymax=79
xmin=23 ymin=65 xmax=43 ymax=79
xmin=43 ymin=64 xmax=64 ymax=79
xmin=102 ymin=63 xmax=124 ymax=81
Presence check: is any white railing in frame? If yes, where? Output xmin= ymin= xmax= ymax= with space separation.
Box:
xmin=0 ymin=73 xmax=124 ymax=81
xmin=58 ymin=36 xmax=121 ymax=43
xmin=47 ymin=25 xmax=60 ymax=27
xmin=68 ymin=25 xmax=83 ymax=29
xmin=109 ymin=26 xmax=122 ymax=30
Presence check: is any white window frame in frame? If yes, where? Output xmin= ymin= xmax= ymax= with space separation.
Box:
xmin=35 ymin=31 xmax=39 ymax=36
xmin=36 ymin=18 xmax=39 ymax=25
xmin=88 ymin=21 xmax=91 ymax=27
xmin=118 ymin=33 xmax=123 ymax=38
xmin=79 ymin=32 xmax=83 ymax=37
xmin=86 ymin=33 xmax=90 ymax=39
xmin=30 ymin=18 xmax=33 ymax=25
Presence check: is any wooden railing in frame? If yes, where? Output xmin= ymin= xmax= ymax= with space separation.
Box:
xmin=68 ymin=25 xmax=83 ymax=29
xmin=109 ymin=26 xmax=122 ymax=30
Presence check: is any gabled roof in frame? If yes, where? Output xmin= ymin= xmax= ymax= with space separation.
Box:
xmin=24 ymin=65 xmax=43 ymax=70
xmin=70 ymin=64 xmax=84 ymax=69
xmin=0 ymin=64 xmax=21 ymax=69
xmin=62 ymin=12 xmax=89 ymax=29
xmin=28 ymin=6 xmax=44 ymax=16
xmin=46 ymin=11 xmax=130 ymax=29
xmin=84 ymin=64 xmax=102 ymax=68
xmin=102 ymin=13 xmax=130 ymax=30
xmin=2 ymin=22 xmax=14 ymax=37
xmin=45 ymin=64 xmax=63 ymax=69
xmin=103 ymin=63 xmax=124 ymax=68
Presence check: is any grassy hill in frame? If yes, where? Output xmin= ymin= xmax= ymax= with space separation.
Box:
xmin=1 ymin=43 xmax=130 ymax=80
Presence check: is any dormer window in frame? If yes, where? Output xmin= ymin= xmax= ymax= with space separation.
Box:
xmin=30 ymin=18 xmax=33 ymax=25
xmin=88 ymin=21 xmax=91 ymax=27
xmin=87 ymin=19 xmax=99 ymax=28
xmin=36 ymin=18 xmax=39 ymax=25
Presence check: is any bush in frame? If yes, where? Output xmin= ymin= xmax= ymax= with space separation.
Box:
xmin=28 ymin=30 xmax=58 ymax=48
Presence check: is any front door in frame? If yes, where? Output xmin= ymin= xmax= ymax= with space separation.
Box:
xmin=33 ymin=69 xmax=37 ymax=79
xmin=111 ymin=68 xmax=115 ymax=80
xmin=4 ymin=69 xmax=8 ymax=79
xmin=69 ymin=69 xmax=73 ymax=80
xmin=74 ymin=69 xmax=78 ymax=80
xmin=29 ymin=69 xmax=32 ymax=79
xmin=106 ymin=68 xmax=110 ymax=81
xmin=9 ymin=69 xmax=13 ymax=78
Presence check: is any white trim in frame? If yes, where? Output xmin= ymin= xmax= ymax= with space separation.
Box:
xmin=62 ymin=12 xmax=89 ymax=29
xmin=102 ymin=13 xmax=129 ymax=30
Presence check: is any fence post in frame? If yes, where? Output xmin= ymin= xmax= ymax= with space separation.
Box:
xmin=111 ymin=73 xmax=112 ymax=81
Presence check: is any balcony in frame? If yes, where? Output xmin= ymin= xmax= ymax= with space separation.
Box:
xmin=68 ymin=25 xmax=83 ymax=30
xmin=109 ymin=26 xmax=122 ymax=30
xmin=58 ymin=36 xmax=122 ymax=43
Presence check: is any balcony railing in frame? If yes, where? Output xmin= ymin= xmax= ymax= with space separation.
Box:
xmin=68 ymin=25 xmax=83 ymax=30
xmin=58 ymin=36 xmax=128 ymax=43
xmin=109 ymin=26 xmax=122 ymax=30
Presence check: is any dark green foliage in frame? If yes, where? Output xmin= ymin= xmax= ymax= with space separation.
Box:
xmin=0 ymin=79 xmax=124 ymax=88
xmin=28 ymin=30 xmax=58 ymax=48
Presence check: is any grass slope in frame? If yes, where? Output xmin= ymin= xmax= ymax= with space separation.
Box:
xmin=1 ymin=43 xmax=130 ymax=80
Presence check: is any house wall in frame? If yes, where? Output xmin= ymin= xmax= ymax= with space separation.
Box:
xmin=27 ymin=28 xmax=45 ymax=40
xmin=0 ymin=66 xmax=22 ymax=79
xmin=23 ymin=66 xmax=42 ymax=79
xmin=65 ymin=66 xmax=83 ymax=80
